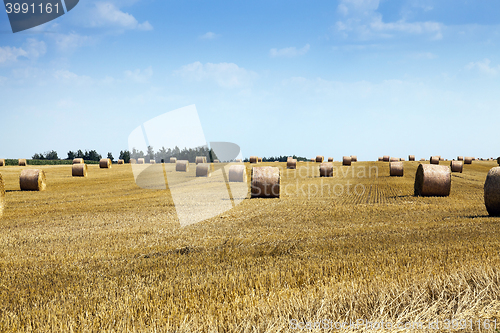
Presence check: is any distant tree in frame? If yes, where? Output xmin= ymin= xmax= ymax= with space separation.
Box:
xmin=32 ymin=153 xmax=44 ymax=160
xmin=67 ymin=151 xmax=76 ymax=160
xmin=76 ymin=150 xmax=84 ymax=159
xmin=130 ymin=147 xmax=144 ymax=159
xmin=107 ymin=152 xmax=114 ymax=161
xmin=84 ymin=150 xmax=101 ymax=161
xmin=44 ymin=150 xmax=59 ymax=160
xmin=147 ymin=146 xmax=155 ymax=161
xmin=119 ymin=150 xmax=131 ymax=163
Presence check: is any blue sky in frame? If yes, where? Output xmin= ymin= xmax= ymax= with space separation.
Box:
xmin=1 ymin=0 xmax=500 ymax=161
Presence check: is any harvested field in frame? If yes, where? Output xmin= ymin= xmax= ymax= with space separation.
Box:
xmin=0 ymin=161 xmax=499 ymax=332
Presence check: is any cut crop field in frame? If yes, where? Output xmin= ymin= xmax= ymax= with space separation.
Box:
xmin=0 ymin=161 xmax=499 ymax=332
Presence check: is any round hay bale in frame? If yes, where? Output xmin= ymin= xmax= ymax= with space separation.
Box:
xmin=472 ymin=157 xmax=476 ymax=161
xmin=383 ymin=156 xmax=390 ymax=162
xmin=315 ymin=156 xmax=324 ymax=163
xmin=117 ymin=159 xmax=124 ymax=164
xmin=195 ymin=156 xmax=207 ymax=164
xmin=343 ymin=156 xmax=352 ymax=166
xmin=378 ymin=157 xmax=383 ymax=161
xmin=176 ymin=160 xmax=189 ymax=172
xmin=390 ymin=162 xmax=404 ymax=177
xmin=430 ymin=156 xmax=440 ymax=165
xmin=228 ymin=165 xmax=246 ymax=182
xmin=0 ymin=173 xmax=4 ymax=218
xmin=137 ymin=158 xmax=145 ymax=164
xmin=351 ymin=155 xmax=357 ymax=162
xmin=20 ymin=169 xmax=46 ymax=191
xmin=319 ymin=163 xmax=333 ymax=177
xmin=18 ymin=159 xmax=27 ymax=166
xmin=150 ymin=160 xmax=156 ymax=164
xmin=484 ymin=167 xmax=500 ymax=216
xmin=390 ymin=157 xmax=399 ymax=162
xmin=99 ymin=158 xmax=111 ymax=169
xmin=130 ymin=158 xmax=137 ymax=164
xmin=409 ymin=155 xmax=415 ymax=161
xmin=235 ymin=159 xmax=242 ymax=163
xmin=464 ymin=157 xmax=472 ymax=164
xmin=497 ymin=157 xmax=500 ymax=165
xmin=439 ymin=157 xmax=444 ymax=161
xmin=0 ymin=159 xmax=4 ymax=167
xmin=72 ymin=158 xmax=84 ymax=164
xmin=287 ymin=159 xmax=297 ymax=169
xmin=249 ymin=156 xmax=258 ymax=164
xmin=214 ymin=159 xmax=220 ymax=163
xmin=251 ymin=166 xmax=280 ymax=198
xmin=169 ymin=157 xmax=177 ymax=163
xmin=196 ymin=163 xmax=211 ymax=177
xmin=328 ymin=157 xmax=333 ymax=162
xmin=72 ymin=163 xmax=88 ymax=177
xmin=457 ymin=156 xmax=464 ymax=161
xmin=400 ymin=158 xmax=405 ymax=162
xmin=450 ymin=160 xmax=463 ymax=173
xmin=414 ymin=164 xmax=451 ymax=197
xmin=420 ymin=158 xmax=425 ymax=161
xmin=258 ymin=158 xmax=262 ymax=163
xmin=311 ymin=158 xmax=315 ymax=162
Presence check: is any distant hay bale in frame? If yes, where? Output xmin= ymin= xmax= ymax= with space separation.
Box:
xmin=214 ymin=159 xmax=220 ymax=163
xmin=196 ymin=163 xmax=211 ymax=177
xmin=328 ymin=157 xmax=333 ymax=162
xmin=0 ymin=159 xmax=4 ymax=167
xmin=176 ymin=160 xmax=189 ymax=172
xmin=73 ymin=158 xmax=84 ymax=164
xmin=343 ymin=156 xmax=351 ymax=166
xmin=420 ymin=158 xmax=425 ymax=161
xmin=378 ymin=157 xmax=383 ymax=161
xmin=169 ymin=157 xmax=177 ymax=163
xmin=99 ymin=158 xmax=111 ymax=169
xmin=414 ymin=164 xmax=451 ymax=197
xmin=464 ymin=157 xmax=472 ymax=164
xmin=72 ymin=163 xmax=88 ymax=177
xmin=287 ymin=159 xmax=297 ymax=169
xmin=251 ymin=166 xmax=280 ymax=198
xmin=430 ymin=156 xmax=440 ymax=165
xmin=450 ymin=160 xmax=463 ymax=173
xmin=350 ymin=155 xmax=357 ymax=162
xmin=20 ymin=169 xmax=46 ymax=191
xmin=319 ymin=163 xmax=333 ymax=177
xmin=195 ymin=156 xmax=207 ymax=164
xmin=228 ymin=165 xmax=246 ymax=182
xmin=0 ymin=173 xmax=4 ymax=218
xmin=18 ymin=159 xmax=27 ymax=166
xmin=457 ymin=156 xmax=464 ymax=161
xmin=130 ymin=158 xmax=137 ymax=164
xmin=150 ymin=160 xmax=156 ymax=164
xmin=249 ymin=156 xmax=258 ymax=163
xmin=383 ymin=156 xmax=390 ymax=162
xmin=137 ymin=158 xmax=145 ymax=164
xmin=409 ymin=155 xmax=415 ymax=161
xmin=117 ymin=159 xmax=124 ymax=164
xmin=497 ymin=157 xmax=500 ymax=165
xmin=316 ymin=156 xmax=324 ymax=163
xmin=311 ymin=158 xmax=315 ymax=162
xmin=390 ymin=157 xmax=399 ymax=162
xmin=439 ymin=157 xmax=444 ymax=161
xmin=258 ymin=158 xmax=262 ymax=163
xmin=235 ymin=159 xmax=242 ymax=163
xmin=390 ymin=162 xmax=404 ymax=177
xmin=472 ymin=157 xmax=476 ymax=161
xmin=400 ymin=158 xmax=405 ymax=162
xmin=484 ymin=167 xmax=500 ymax=216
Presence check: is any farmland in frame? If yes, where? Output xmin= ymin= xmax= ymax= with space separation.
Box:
xmin=0 ymin=160 xmax=499 ymax=332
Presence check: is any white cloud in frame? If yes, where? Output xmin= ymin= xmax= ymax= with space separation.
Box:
xmin=124 ymin=66 xmax=153 ymax=83
xmin=199 ymin=32 xmax=219 ymax=40
xmin=270 ymin=44 xmax=310 ymax=58
xmin=53 ymin=32 xmax=92 ymax=52
xmin=90 ymin=2 xmax=153 ymax=31
xmin=0 ymin=46 xmax=27 ymax=64
xmin=413 ymin=52 xmax=437 ymax=59
xmin=24 ymin=39 xmax=47 ymax=59
xmin=465 ymin=59 xmax=500 ymax=76
xmin=174 ymin=62 xmax=258 ymax=88
xmin=53 ymin=70 xmax=92 ymax=85
xmin=0 ymin=39 xmax=46 ymax=65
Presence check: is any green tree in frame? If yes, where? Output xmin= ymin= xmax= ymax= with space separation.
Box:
xmin=67 ymin=151 xmax=76 ymax=160
xmin=119 ymin=150 xmax=131 ymax=163
xmin=107 ymin=152 xmax=114 ymax=161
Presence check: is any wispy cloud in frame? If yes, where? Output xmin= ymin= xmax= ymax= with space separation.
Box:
xmin=270 ymin=44 xmax=310 ymax=58
xmin=53 ymin=32 xmax=92 ymax=52
xmin=199 ymin=32 xmax=219 ymax=40
xmin=0 ymin=39 xmax=46 ymax=65
xmin=90 ymin=2 xmax=153 ymax=31
xmin=53 ymin=70 xmax=92 ymax=85
xmin=465 ymin=59 xmax=500 ymax=76
xmin=174 ymin=62 xmax=257 ymax=88
xmin=124 ymin=66 xmax=153 ymax=83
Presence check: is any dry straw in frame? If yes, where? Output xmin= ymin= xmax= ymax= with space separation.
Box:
xmin=0 ymin=173 xmax=4 ymax=218
xmin=176 ymin=160 xmax=189 ymax=172
xmin=195 ymin=156 xmax=207 ymax=164
xmin=414 ymin=164 xmax=451 ymax=197
xmin=117 ymin=159 xmax=124 ymax=164
xmin=0 ymin=159 xmax=4 ymax=167
xmin=99 ymin=158 xmax=111 ymax=169
xmin=464 ymin=157 xmax=473 ymax=165
xmin=450 ymin=160 xmax=463 ymax=173
xmin=319 ymin=163 xmax=334 ymax=177
xmin=343 ymin=156 xmax=352 ymax=166
xmin=249 ymin=156 xmax=258 ymax=163
xmin=409 ymin=155 xmax=415 ymax=161
xmin=169 ymin=157 xmax=177 ymax=163
xmin=228 ymin=165 xmax=246 ymax=182
xmin=20 ymin=169 xmax=46 ymax=191
xmin=316 ymin=156 xmax=324 ymax=163
xmin=196 ymin=163 xmax=211 ymax=177
xmin=137 ymin=158 xmax=145 ymax=164
xmin=72 ymin=158 xmax=84 ymax=164
xmin=18 ymin=159 xmax=27 ymax=166
xmin=287 ymin=159 xmax=297 ymax=169
xmin=383 ymin=156 xmax=390 ymax=162
xmin=430 ymin=156 xmax=440 ymax=165
xmin=484 ymin=167 xmax=500 ymax=216
xmin=350 ymin=155 xmax=357 ymax=162
xmin=251 ymin=166 xmax=280 ymax=198
xmin=72 ymin=164 xmax=88 ymax=177
xmin=390 ymin=162 xmax=404 ymax=177
xmin=328 ymin=157 xmax=333 ymax=162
